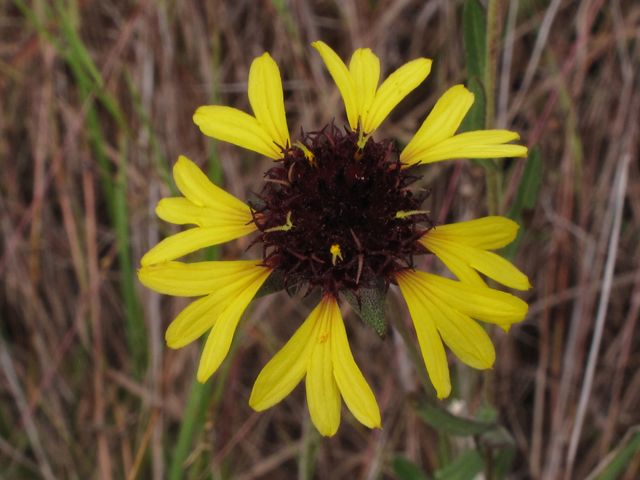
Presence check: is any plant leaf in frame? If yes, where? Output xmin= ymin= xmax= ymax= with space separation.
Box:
xmin=435 ymin=450 xmax=484 ymax=480
xmin=414 ymin=401 xmax=496 ymax=436
xmin=391 ymin=456 xmax=432 ymax=480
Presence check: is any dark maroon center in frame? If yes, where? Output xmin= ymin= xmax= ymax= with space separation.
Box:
xmin=250 ymin=125 xmax=431 ymax=297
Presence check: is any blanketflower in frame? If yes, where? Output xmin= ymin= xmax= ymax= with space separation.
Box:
xmin=138 ymin=42 xmax=530 ymax=436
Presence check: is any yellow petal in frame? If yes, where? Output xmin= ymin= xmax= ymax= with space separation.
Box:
xmin=172 ymin=156 xmax=253 ymax=216
xmin=427 ymin=293 xmax=496 ymax=370
xmin=423 ymin=236 xmax=531 ymax=290
xmin=249 ymin=300 xmax=325 ymax=411
xmin=349 ymin=49 xmax=380 ymax=128
xmin=406 ymin=130 xmax=527 ymax=164
xmin=497 ymin=323 xmax=512 ymax=334
xmin=156 ymin=198 xmax=253 ymax=227
xmin=163 ymin=263 xmax=270 ymax=349
xmin=163 ymin=294 xmax=221 ymax=349
xmin=401 ymin=85 xmax=474 ymax=164
xmin=424 ymin=243 xmax=489 ymax=288
xmin=306 ymin=298 xmax=341 ymax=436
xmin=407 ymin=271 xmax=528 ymax=325
xmin=330 ymin=301 xmax=381 ymax=429
xmin=312 ymin=41 xmax=359 ymax=130
xmin=426 ymin=217 xmax=519 ymax=250
xmin=396 ymin=273 xmax=451 ymax=399
xmin=193 ymin=106 xmax=284 ymax=159
xmin=140 ymin=224 xmax=256 ymax=266
xmin=363 ymin=58 xmax=432 ymax=133
xmin=248 ymin=53 xmax=290 ymax=152
xmin=138 ymin=260 xmax=267 ymax=297
xmin=196 ymin=267 xmax=272 ymax=382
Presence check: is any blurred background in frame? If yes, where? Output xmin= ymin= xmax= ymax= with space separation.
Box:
xmin=1 ymin=0 xmax=639 ymax=478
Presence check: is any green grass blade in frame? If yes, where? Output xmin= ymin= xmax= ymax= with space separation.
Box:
xmin=115 ymin=137 xmax=147 ymax=377
xmin=168 ymin=378 xmax=212 ymax=480
xmin=592 ymin=429 xmax=640 ymax=480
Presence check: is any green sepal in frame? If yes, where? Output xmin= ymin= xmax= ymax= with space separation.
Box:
xmin=253 ymin=269 xmax=303 ymax=300
xmin=341 ymin=280 xmax=387 ymax=339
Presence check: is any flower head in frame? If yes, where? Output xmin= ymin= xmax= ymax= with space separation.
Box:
xmin=139 ymin=43 xmax=530 ymax=436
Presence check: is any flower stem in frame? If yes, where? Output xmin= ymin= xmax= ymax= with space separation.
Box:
xmin=484 ymin=0 xmax=502 ymax=400
xmin=484 ymin=162 xmax=501 ymax=216
xmin=483 ymin=0 xmax=503 ymax=216
xmin=484 ymin=0 xmax=499 ymax=131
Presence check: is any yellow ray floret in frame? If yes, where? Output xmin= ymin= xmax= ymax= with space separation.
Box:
xmin=312 ymin=41 xmax=432 ymax=135
xmin=193 ymin=53 xmax=290 ymax=159
xmin=420 ymin=217 xmax=532 ymax=291
xmin=400 ymin=85 xmax=528 ymax=165
xmin=141 ymin=156 xmax=256 ymax=266
xmin=138 ymin=260 xmax=272 ymax=382
xmin=249 ymin=295 xmax=381 ymax=436
xmin=395 ymin=270 xmax=528 ymax=399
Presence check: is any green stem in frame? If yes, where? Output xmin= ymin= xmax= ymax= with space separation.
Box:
xmin=484 ymin=0 xmax=499 ymax=130
xmin=482 ymin=0 xmax=502 ymax=403
xmin=483 ymin=0 xmax=503 ymax=217
xmin=485 ymin=444 xmax=494 ymax=480
xmin=484 ymin=163 xmax=500 ymax=216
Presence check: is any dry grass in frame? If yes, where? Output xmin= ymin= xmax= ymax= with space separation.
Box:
xmin=1 ymin=0 xmax=639 ymax=478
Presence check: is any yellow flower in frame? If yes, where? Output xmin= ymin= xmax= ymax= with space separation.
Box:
xmin=139 ymin=43 xmax=531 ymax=437
xmin=249 ymin=295 xmax=381 ymax=437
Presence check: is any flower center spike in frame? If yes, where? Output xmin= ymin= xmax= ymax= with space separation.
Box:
xmin=250 ymin=125 xmax=432 ymax=298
